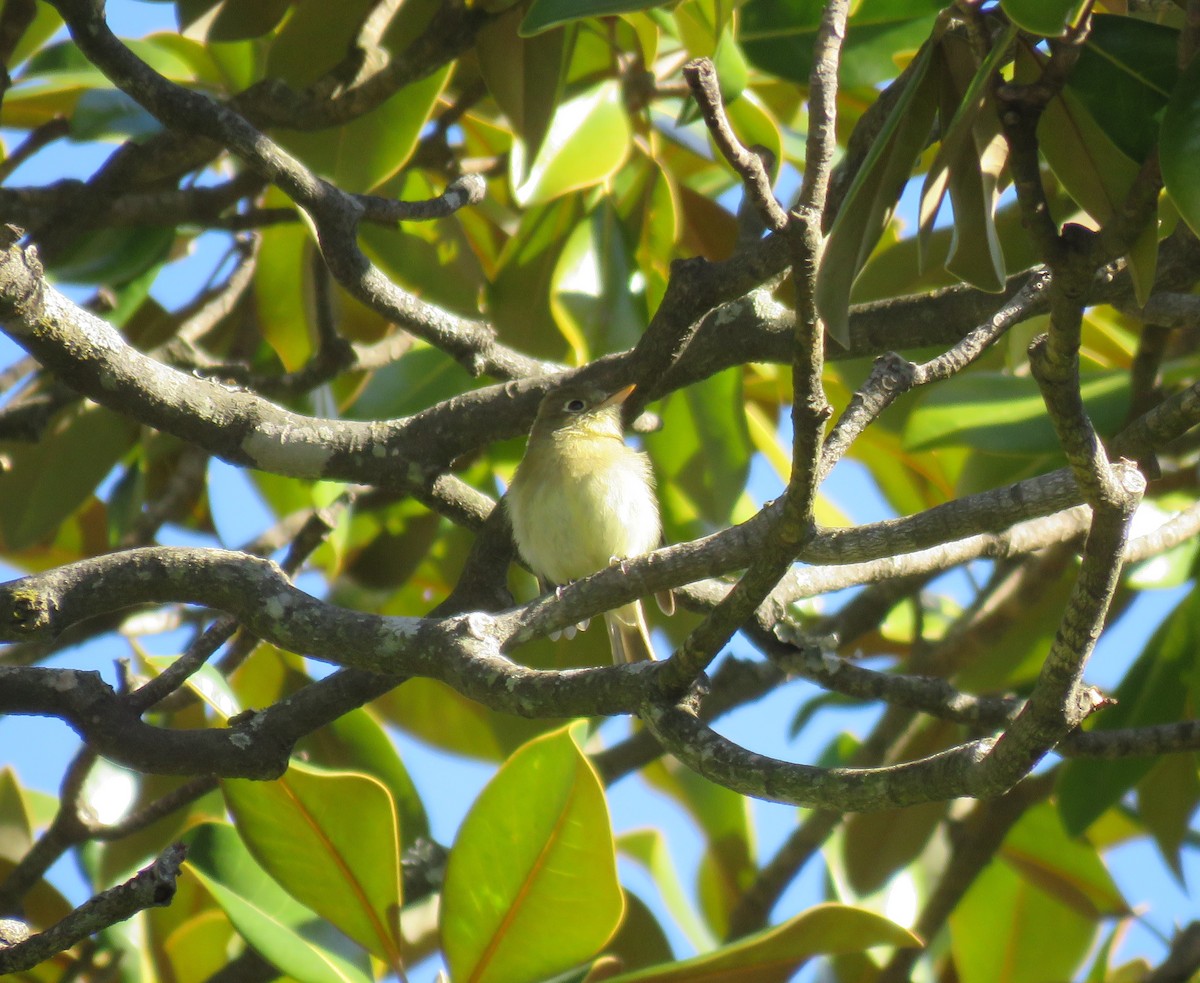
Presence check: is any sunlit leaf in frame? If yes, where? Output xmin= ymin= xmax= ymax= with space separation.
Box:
xmin=903 ymin=371 xmax=1130 ymax=455
xmin=441 ymin=725 xmax=623 ymax=983
xmin=163 ymin=909 xmax=237 ymax=983
xmin=1000 ymin=803 xmax=1128 ymax=919
xmin=513 ymin=81 xmax=632 ymax=205
xmin=298 ymin=706 xmax=430 ymax=849
xmin=222 ymin=763 xmax=404 ymax=965
xmin=604 ymin=903 xmax=920 ymax=982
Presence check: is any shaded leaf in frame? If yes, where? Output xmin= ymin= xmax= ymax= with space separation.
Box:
xmin=641 ymin=756 xmax=755 ymax=940
xmin=1025 ymin=43 xmax=1158 ymax=303
xmin=520 ymin=0 xmax=672 ymax=36
xmin=1058 ymin=586 xmax=1200 ymax=834
xmin=208 ymin=0 xmax=291 ymax=41
xmin=1000 ymin=0 xmax=1088 ymax=37
xmin=815 ymin=34 xmax=941 ymax=344
xmin=479 ymin=7 xmax=571 ymax=177
xmin=1070 ymin=15 xmax=1177 ymax=162
xmin=184 ymin=822 xmax=374 ymax=983
xmin=0 ymin=402 xmax=138 ymax=552
xmin=950 ymin=853 xmax=1096 ymax=983
xmin=1161 ymin=50 xmax=1200 ymax=239
xmin=740 ymin=0 xmax=943 ymax=89
xmin=1136 ymin=751 xmax=1200 ymax=879
xmin=618 ymin=829 xmax=714 ymax=951
xmin=642 ymin=369 xmax=754 ymax=541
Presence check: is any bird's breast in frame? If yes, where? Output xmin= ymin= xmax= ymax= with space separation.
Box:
xmin=508 ymin=437 xmax=660 ymax=586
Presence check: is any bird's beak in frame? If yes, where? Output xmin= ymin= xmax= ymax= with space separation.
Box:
xmin=599 ymin=384 xmax=636 ymax=409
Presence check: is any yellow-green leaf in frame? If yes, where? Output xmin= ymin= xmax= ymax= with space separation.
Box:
xmin=606 ymin=903 xmax=921 ymax=982
xmin=441 ymin=725 xmax=623 ymax=983
xmin=513 ymin=81 xmax=632 ymax=206
xmin=222 ymin=763 xmax=404 ymax=968
xmin=184 ymin=823 xmax=374 ymax=983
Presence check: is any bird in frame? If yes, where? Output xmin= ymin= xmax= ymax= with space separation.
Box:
xmin=507 ymin=380 xmax=668 ymax=664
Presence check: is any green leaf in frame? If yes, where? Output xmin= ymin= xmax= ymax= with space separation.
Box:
xmin=903 ymin=371 xmax=1130 ymax=455
xmin=161 ymin=909 xmax=237 ymax=983
xmin=1125 ymin=497 xmax=1200 ymax=590
xmin=1136 ymin=751 xmax=1200 ymax=878
xmin=46 ymin=224 xmax=175 ymax=286
xmin=999 ymin=803 xmax=1128 ymax=919
xmin=277 ymin=65 xmax=450 ymax=193
xmin=9 ymin=4 xmax=63 ymax=69
xmin=142 ymin=654 xmax=242 ymax=720
xmin=1069 ymin=15 xmax=1178 ymax=162
xmin=815 ymin=34 xmax=941 ymax=345
xmin=642 ymin=369 xmax=754 ymax=541
xmin=919 ymin=27 xmax=1016 ymax=291
xmin=222 ymin=763 xmax=404 ymax=966
xmin=478 ymin=8 xmax=571 ymax=178
xmin=441 ymin=725 xmax=623 ymax=983
xmin=298 ymin=707 xmax=430 ymax=849
xmin=512 ymin=80 xmax=632 ymax=205
xmin=486 ymin=195 xmax=582 ymax=362
xmin=618 ymin=829 xmax=715 ymax=951
xmin=740 ymin=0 xmax=943 ymax=89
xmin=1058 ymin=586 xmax=1200 ymax=835
xmin=208 ymin=0 xmax=291 ymax=41
xmin=184 ymin=823 xmax=374 ymax=983
xmin=0 ymin=767 xmax=34 ymax=862
xmin=254 ymin=188 xmax=315 ymax=371
xmin=347 ymin=344 xmax=474 ymax=421
xmin=550 ymin=199 xmax=646 ymax=361
xmin=605 ymin=903 xmax=920 ymax=982
xmin=520 ymin=0 xmax=672 ymax=35
xmin=1026 ymin=43 xmax=1159 ymax=304
xmin=1000 ymin=0 xmax=1088 ymax=37
xmin=0 ymin=402 xmax=138 ymax=551
xmin=640 ymin=756 xmax=755 ymax=940
xmin=949 ymin=851 xmax=1096 ymax=983
xmin=1161 ymin=50 xmax=1200 ymax=240
xmin=608 ymin=891 xmax=676 ymax=973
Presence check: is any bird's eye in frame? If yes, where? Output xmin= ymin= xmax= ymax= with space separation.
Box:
xmin=565 ymin=398 xmax=586 ymax=412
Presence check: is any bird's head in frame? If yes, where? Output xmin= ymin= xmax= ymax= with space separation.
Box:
xmin=530 ymin=382 xmax=635 ymax=442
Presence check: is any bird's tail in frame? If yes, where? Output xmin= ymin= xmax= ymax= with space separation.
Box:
xmin=605 ymin=601 xmax=655 ymax=664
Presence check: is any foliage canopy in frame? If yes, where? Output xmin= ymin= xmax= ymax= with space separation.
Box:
xmin=0 ymin=0 xmax=1198 ymax=980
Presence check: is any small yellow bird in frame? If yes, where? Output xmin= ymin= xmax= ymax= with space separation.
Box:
xmin=507 ymin=381 xmax=665 ymax=664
